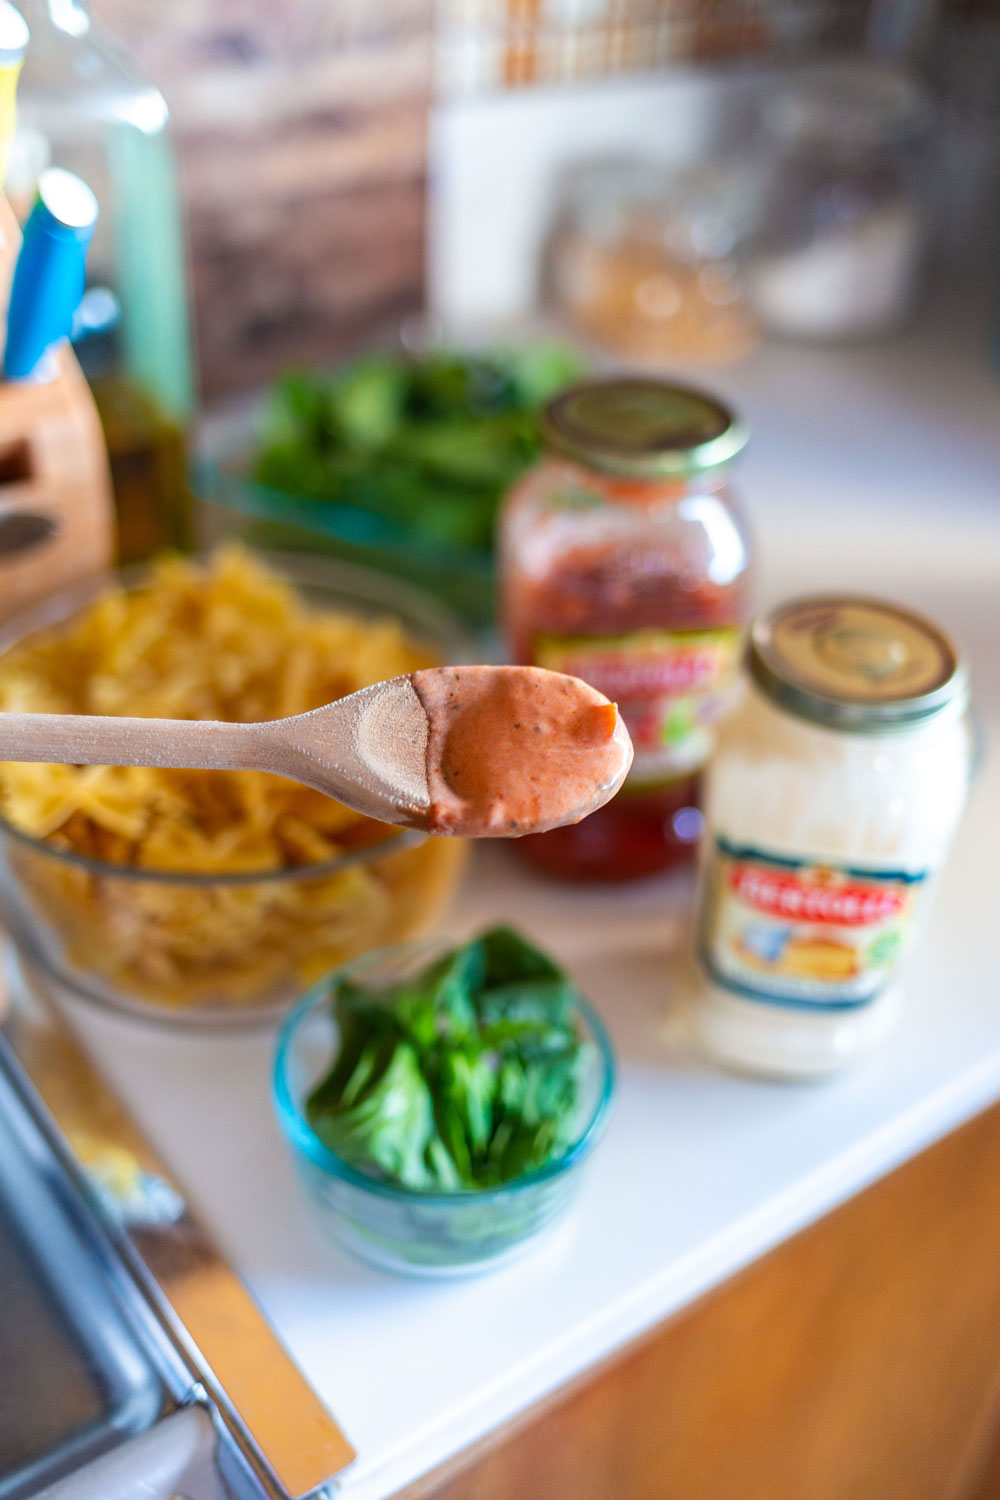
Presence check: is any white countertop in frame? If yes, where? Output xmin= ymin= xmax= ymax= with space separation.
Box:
xmin=68 ymin=287 xmax=1000 ymax=1500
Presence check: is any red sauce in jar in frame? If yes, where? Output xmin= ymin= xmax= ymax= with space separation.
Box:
xmin=499 ymin=380 xmax=751 ymax=882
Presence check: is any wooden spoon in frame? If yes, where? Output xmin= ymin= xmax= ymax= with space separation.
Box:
xmin=0 ymin=665 xmax=633 ymax=838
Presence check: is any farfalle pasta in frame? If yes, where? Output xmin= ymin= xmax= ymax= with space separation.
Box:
xmin=0 ymin=549 xmax=464 ymax=1016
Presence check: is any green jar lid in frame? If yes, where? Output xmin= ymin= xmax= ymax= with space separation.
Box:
xmin=749 ymin=595 xmax=968 ymax=734
xmin=542 ymin=378 xmax=748 ymax=479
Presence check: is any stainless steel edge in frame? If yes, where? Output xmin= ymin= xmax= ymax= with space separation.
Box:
xmin=0 ymin=951 xmax=356 ymax=1500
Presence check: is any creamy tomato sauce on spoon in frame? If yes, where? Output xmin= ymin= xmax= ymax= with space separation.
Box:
xmin=411 ymin=665 xmax=633 ymax=837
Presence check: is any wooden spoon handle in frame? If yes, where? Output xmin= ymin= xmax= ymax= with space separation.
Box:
xmin=0 ymin=711 xmax=262 ymax=771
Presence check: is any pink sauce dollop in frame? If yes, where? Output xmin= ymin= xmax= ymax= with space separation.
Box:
xmin=411 ymin=665 xmax=632 ymax=837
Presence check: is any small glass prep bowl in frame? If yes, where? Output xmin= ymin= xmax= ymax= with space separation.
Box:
xmin=0 ymin=556 xmax=470 ymax=1029
xmin=273 ymin=939 xmax=616 ymax=1276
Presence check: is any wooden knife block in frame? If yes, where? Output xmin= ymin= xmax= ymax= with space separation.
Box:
xmin=0 ymin=195 xmax=113 ymax=626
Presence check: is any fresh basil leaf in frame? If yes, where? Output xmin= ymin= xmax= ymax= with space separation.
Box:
xmin=497 ymin=1056 xmax=526 ymax=1115
xmin=498 ymin=1118 xmax=559 ymax=1181
xmin=341 ymin=1033 xmax=398 ymax=1108
xmin=477 ymin=1017 xmax=556 ymax=1051
xmin=308 ymin=1038 xmax=437 ymax=1191
xmin=425 ymin=1135 xmax=464 ymax=1191
xmin=415 ymin=938 xmax=484 ymax=1037
xmin=304 ymin=928 xmax=594 ymax=1194
xmin=477 ymin=978 xmax=577 ymax=1033
xmin=389 ymin=982 xmax=438 ymax=1051
xmin=479 ymin=926 xmax=566 ymax=988
xmin=329 ymin=357 xmax=407 ymax=451
xmin=306 ymin=982 xmax=390 ymax=1111
xmin=443 ymin=1050 xmax=496 ymax=1156
xmin=434 ymin=1096 xmax=473 ymax=1186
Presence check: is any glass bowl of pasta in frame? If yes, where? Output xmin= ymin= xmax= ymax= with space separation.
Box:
xmin=0 ymin=548 xmax=470 ymax=1027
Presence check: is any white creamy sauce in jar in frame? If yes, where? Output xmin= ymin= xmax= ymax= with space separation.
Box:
xmin=690 ymin=596 xmax=972 ymax=1079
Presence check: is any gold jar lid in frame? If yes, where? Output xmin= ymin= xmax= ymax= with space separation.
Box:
xmin=542 ymin=378 xmax=747 ymax=478
xmin=749 ymin=596 xmax=968 ymax=733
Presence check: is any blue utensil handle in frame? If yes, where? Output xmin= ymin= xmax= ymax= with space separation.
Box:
xmin=4 ymin=167 xmax=98 ymax=380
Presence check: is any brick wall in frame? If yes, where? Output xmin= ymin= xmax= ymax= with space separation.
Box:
xmin=95 ymin=0 xmax=433 ymax=399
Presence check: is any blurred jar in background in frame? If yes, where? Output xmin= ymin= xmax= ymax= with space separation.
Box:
xmin=500 ymin=378 xmax=752 ymax=883
xmin=7 ymin=0 xmax=196 ymax=562
xmin=745 ymin=64 xmax=932 ymax=342
xmin=547 ymin=157 xmax=759 ymax=365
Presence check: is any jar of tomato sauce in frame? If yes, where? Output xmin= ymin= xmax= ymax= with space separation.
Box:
xmin=500 ymin=378 xmax=751 ymax=881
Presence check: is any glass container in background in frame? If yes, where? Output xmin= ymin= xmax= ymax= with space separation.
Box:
xmin=547 ymin=156 xmax=759 ymax=365
xmin=745 ymin=63 xmax=932 ymax=342
xmin=7 ymin=0 xmax=195 ymax=561
xmin=501 ymin=378 xmax=752 ymax=883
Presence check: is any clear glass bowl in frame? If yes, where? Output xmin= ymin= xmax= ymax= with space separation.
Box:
xmin=273 ymin=939 xmax=616 ymax=1276
xmin=0 ymin=556 xmax=470 ymax=1029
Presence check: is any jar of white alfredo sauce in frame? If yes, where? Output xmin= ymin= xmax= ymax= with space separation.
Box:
xmin=691 ymin=596 xmax=971 ymax=1079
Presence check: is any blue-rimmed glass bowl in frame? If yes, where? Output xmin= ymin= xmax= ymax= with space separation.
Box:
xmin=272 ymin=938 xmax=615 ymax=1276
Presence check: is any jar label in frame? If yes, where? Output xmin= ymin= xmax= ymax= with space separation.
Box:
xmin=699 ymin=837 xmax=929 ymax=1009
xmin=532 ymin=626 xmax=742 ymax=784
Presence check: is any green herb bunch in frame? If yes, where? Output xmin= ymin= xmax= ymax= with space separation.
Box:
xmin=305 ymin=927 xmax=596 ymax=1193
xmin=252 ymin=347 xmax=583 ymax=552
